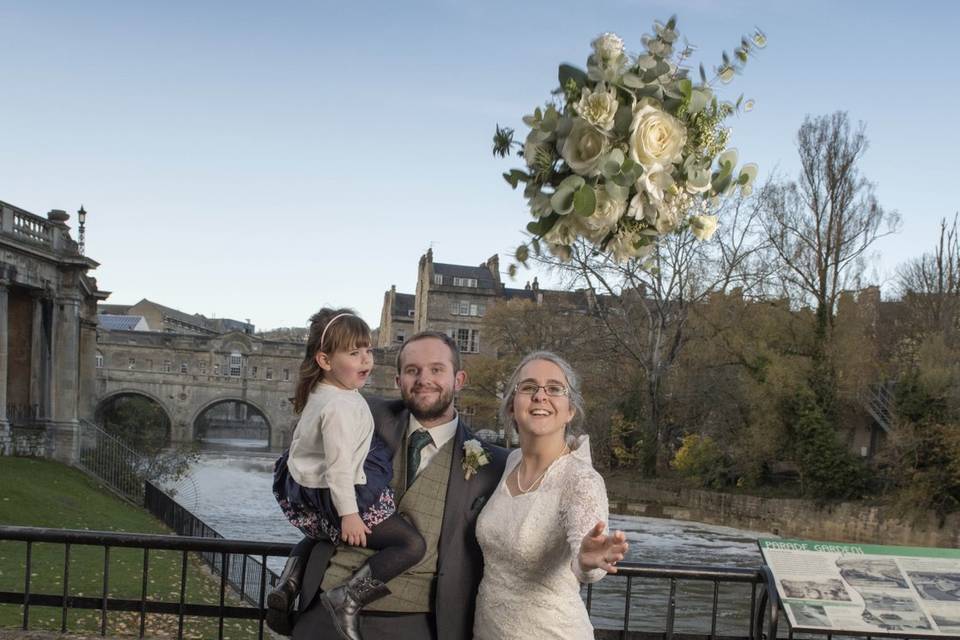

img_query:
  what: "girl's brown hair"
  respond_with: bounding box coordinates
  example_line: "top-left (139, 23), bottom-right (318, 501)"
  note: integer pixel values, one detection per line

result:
top-left (293, 308), bottom-right (371, 414)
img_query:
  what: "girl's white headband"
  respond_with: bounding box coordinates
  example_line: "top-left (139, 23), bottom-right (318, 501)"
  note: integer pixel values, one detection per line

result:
top-left (319, 313), bottom-right (356, 349)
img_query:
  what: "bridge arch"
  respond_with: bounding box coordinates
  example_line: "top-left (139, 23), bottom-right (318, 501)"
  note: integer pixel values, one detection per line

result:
top-left (191, 397), bottom-right (273, 447)
top-left (93, 390), bottom-right (175, 449)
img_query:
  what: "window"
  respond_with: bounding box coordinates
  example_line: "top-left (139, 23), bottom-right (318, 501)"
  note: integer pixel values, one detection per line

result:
top-left (249, 366), bottom-right (258, 379)
top-left (433, 274), bottom-right (443, 285)
top-left (266, 368), bottom-right (274, 380)
top-left (396, 331), bottom-right (405, 343)
top-left (163, 360), bottom-right (172, 373)
top-left (128, 358), bottom-right (135, 369)
top-left (453, 277), bottom-right (478, 288)
top-left (451, 301), bottom-right (485, 317)
top-left (407, 310), bottom-right (415, 317)
top-left (283, 368), bottom-right (290, 381)
top-left (200, 361), bottom-right (207, 375)
top-left (453, 328), bottom-right (480, 353)
top-left (229, 352), bottom-right (242, 377)
top-left (180, 362), bottom-right (188, 374)
top-left (213, 363), bottom-right (220, 375)
top-left (95, 353), bottom-right (103, 368)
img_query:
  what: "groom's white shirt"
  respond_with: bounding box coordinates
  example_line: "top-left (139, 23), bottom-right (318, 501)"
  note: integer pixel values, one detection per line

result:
top-left (407, 412), bottom-right (458, 475)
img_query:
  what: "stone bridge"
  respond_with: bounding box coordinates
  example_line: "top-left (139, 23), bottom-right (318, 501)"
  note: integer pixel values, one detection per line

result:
top-left (93, 328), bottom-right (399, 450)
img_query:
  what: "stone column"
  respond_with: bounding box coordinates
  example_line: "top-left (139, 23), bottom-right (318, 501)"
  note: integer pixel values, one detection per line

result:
top-left (0, 281), bottom-right (10, 455)
top-left (29, 290), bottom-right (51, 422)
top-left (48, 295), bottom-right (81, 463)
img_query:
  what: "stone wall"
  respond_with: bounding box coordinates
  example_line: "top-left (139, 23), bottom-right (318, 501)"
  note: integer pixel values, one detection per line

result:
top-left (606, 476), bottom-right (960, 548)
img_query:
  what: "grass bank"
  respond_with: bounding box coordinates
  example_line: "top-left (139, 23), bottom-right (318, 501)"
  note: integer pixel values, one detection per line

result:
top-left (0, 457), bottom-right (261, 639)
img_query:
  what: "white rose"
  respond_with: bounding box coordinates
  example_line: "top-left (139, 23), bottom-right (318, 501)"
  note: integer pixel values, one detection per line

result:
top-left (608, 229), bottom-right (645, 263)
top-left (628, 99), bottom-right (686, 172)
top-left (690, 214), bottom-right (719, 241)
top-left (638, 169), bottom-right (675, 204)
top-left (544, 217), bottom-right (580, 247)
top-left (655, 205), bottom-right (681, 234)
top-left (464, 439), bottom-right (484, 455)
top-left (582, 187), bottom-right (626, 240)
top-left (591, 32), bottom-right (625, 62)
top-left (561, 118), bottom-right (609, 176)
top-left (576, 84), bottom-right (618, 131)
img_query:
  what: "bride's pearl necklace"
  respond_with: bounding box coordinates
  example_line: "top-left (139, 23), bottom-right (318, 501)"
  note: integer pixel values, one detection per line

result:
top-left (516, 444), bottom-right (569, 494)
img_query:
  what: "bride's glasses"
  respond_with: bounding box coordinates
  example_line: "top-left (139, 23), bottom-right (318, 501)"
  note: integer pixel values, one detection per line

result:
top-left (515, 382), bottom-right (569, 397)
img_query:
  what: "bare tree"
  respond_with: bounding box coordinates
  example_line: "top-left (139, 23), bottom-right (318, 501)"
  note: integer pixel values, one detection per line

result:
top-left (531, 192), bottom-right (770, 473)
top-left (897, 213), bottom-right (960, 334)
top-left (762, 112), bottom-right (900, 340)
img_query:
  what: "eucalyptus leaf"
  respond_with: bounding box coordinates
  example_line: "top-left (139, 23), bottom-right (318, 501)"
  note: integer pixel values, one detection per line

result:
top-left (622, 73), bottom-right (645, 89)
top-left (531, 238), bottom-right (541, 256)
top-left (515, 245), bottom-right (529, 264)
top-left (558, 174), bottom-right (586, 191)
top-left (604, 180), bottom-right (630, 202)
top-left (573, 185), bottom-right (597, 217)
top-left (550, 188), bottom-right (576, 215)
top-left (678, 78), bottom-right (692, 98)
top-left (558, 64), bottom-right (588, 90)
top-left (688, 89), bottom-right (709, 114)
top-left (636, 54), bottom-right (657, 70)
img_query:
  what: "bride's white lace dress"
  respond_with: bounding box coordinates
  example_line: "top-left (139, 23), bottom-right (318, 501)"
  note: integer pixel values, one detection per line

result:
top-left (473, 437), bottom-right (609, 639)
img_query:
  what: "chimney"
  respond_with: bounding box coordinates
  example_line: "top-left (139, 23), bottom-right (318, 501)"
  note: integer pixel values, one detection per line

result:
top-left (532, 277), bottom-right (540, 292)
top-left (485, 254), bottom-right (500, 284)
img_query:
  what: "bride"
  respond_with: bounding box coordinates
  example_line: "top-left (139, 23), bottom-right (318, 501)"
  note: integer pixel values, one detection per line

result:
top-left (473, 351), bottom-right (628, 639)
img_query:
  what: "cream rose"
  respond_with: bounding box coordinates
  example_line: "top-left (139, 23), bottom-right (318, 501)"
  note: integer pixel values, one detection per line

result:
top-left (591, 32), bottom-right (625, 63)
top-left (628, 99), bottom-right (686, 172)
top-left (689, 214), bottom-right (719, 241)
top-left (561, 118), bottom-right (609, 176)
top-left (582, 187), bottom-right (626, 240)
top-left (576, 84), bottom-right (618, 131)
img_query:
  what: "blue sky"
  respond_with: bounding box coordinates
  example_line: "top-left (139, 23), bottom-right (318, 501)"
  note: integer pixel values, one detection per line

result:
top-left (1, 1), bottom-right (957, 329)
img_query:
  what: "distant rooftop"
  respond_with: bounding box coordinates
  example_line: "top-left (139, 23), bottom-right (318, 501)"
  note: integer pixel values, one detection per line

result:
top-left (98, 314), bottom-right (147, 331)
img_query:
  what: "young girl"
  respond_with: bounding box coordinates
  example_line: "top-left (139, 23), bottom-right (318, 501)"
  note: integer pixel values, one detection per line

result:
top-left (268, 308), bottom-right (425, 640)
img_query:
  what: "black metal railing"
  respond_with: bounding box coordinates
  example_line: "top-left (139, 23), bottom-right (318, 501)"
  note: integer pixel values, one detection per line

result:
top-left (586, 563), bottom-right (773, 640)
top-left (76, 419), bottom-right (147, 504)
top-left (144, 481), bottom-right (283, 607)
top-left (0, 525), bottom-right (292, 640)
top-left (0, 525), bottom-right (784, 640)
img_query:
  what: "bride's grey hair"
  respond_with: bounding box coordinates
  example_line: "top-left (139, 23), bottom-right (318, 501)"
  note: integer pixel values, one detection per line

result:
top-left (499, 351), bottom-right (585, 439)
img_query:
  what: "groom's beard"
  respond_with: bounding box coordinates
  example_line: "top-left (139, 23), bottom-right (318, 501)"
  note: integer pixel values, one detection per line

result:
top-left (402, 383), bottom-right (455, 422)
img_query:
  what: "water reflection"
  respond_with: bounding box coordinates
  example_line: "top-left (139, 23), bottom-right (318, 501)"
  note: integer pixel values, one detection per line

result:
top-left (176, 450), bottom-right (771, 634)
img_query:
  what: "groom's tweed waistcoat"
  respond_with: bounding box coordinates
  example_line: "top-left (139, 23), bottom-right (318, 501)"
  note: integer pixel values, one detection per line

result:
top-left (320, 435), bottom-right (454, 612)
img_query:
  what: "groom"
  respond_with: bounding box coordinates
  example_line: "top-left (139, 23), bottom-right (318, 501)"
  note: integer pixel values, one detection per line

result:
top-left (292, 331), bottom-right (507, 640)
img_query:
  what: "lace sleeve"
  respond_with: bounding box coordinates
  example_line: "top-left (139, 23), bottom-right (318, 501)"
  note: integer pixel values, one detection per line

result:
top-left (559, 460), bottom-right (609, 584)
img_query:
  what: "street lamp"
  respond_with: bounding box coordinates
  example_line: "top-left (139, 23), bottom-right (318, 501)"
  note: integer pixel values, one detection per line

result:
top-left (77, 205), bottom-right (86, 254)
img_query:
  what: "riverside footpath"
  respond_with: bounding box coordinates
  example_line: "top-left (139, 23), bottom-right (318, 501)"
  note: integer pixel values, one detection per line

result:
top-left (605, 474), bottom-right (960, 548)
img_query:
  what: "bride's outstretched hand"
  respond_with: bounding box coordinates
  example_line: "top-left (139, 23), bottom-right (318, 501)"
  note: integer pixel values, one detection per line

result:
top-left (578, 521), bottom-right (629, 574)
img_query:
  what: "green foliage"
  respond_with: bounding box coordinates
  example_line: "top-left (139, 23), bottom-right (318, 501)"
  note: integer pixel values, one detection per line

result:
top-left (97, 395), bottom-right (197, 485)
top-left (783, 386), bottom-right (869, 500)
top-left (878, 367), bottom-right (960, 518)
top-left (609, 412), bottom-right (654, 473)
top-left (671, 434), bottom-right (730, 489)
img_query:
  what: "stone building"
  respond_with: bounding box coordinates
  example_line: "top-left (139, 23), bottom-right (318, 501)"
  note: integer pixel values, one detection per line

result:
top-left (0, 199), bottom-right (107, 461)
top-left (376, 285), bottom-right (415, 347)
top-left (101, 299), bottom-right (254, 335)
top-left (95, 301), bottom-right (400, 449)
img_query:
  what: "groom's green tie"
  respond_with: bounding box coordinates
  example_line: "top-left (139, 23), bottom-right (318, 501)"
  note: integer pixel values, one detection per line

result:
top-left (406, 429), bottom-right (434, 489)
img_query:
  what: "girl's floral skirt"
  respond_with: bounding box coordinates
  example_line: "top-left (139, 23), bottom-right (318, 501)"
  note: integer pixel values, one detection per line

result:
top-left (272, 451), bottom-right (396, 542)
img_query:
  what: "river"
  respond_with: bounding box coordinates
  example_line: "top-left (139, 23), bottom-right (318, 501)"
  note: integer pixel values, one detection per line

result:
top-left (170, 447), bottom-right (773, 634)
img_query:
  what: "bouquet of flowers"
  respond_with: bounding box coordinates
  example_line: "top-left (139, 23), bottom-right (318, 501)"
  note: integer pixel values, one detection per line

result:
top-left (493, 17), bottom-right (765, 265)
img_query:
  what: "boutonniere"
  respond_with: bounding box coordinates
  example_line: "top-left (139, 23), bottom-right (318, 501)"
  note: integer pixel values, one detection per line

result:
top-left (462, 439), bottom-right (491, 480)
